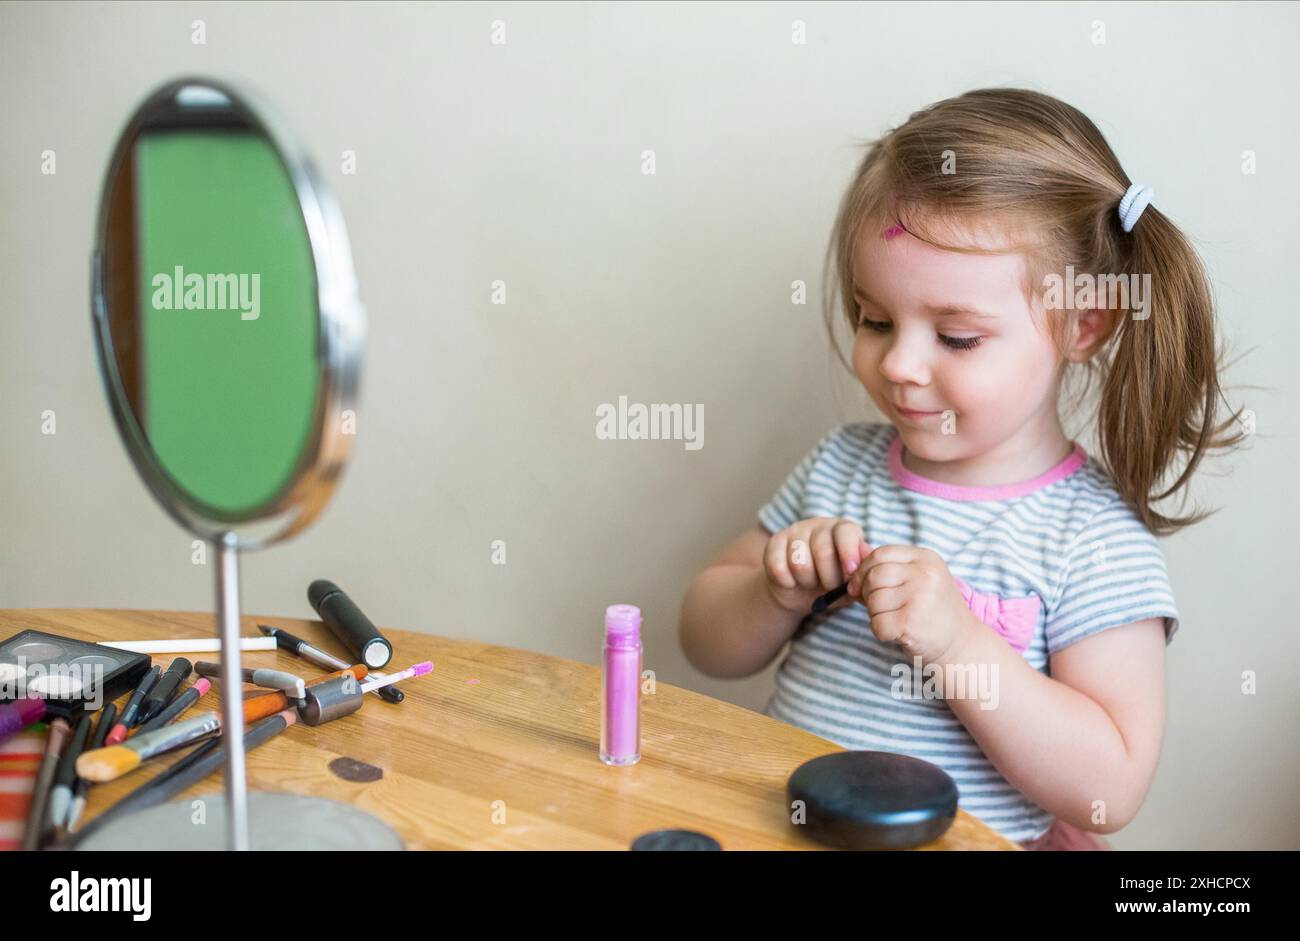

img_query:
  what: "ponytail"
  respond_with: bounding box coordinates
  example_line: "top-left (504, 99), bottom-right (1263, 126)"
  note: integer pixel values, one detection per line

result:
top-left (1093, 201), bottom-right (1246, 535)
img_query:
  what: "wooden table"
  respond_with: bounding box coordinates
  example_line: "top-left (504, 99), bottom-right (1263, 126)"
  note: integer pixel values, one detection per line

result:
top-left (0, 609), bottom-right (1019, 850)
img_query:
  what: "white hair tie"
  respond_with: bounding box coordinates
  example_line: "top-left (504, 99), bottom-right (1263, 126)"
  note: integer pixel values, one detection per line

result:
top-left (1118, 183), bottom-right (1155, 233)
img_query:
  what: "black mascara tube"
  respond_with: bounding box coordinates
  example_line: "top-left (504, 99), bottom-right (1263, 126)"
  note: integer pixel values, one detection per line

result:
top-left (308, 580), bottom-right (393, 669)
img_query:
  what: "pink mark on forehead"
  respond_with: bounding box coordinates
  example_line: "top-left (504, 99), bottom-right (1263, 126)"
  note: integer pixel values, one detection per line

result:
top-left (882, 223), bottom-right (907, 240)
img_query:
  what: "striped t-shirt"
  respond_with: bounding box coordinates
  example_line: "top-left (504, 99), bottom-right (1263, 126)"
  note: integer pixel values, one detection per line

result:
top-left (757, 421), bottom-right (1180, 843)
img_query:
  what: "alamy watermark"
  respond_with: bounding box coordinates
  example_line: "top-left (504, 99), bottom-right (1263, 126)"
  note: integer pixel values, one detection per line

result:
top-left (1042, 265), bottom-right (1151, 321)
top-left (0, 658), bottom-right (106, 710)
top-left (891, 656), bottom-right (999, 710)
top-left (151, 265), bottom-right (261, 321)
top-left (50, 871), bottom-right (151, 921)
top-left (595, 395), bottom-right (703, 451)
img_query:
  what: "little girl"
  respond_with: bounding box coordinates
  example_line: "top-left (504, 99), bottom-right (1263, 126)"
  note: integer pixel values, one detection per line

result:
top-left (679, 88), bottom-right (1243, 849)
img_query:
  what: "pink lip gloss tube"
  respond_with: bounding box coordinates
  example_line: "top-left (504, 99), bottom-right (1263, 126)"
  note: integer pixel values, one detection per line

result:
top-left (600, 604), bottom-right (642, 766)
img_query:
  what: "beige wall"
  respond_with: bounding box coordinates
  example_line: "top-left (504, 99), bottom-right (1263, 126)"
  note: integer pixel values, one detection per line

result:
top-left (0, 1), bottom-right (1294, 849)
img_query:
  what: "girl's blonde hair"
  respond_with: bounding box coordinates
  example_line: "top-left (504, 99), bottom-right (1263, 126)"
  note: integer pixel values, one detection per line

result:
top-left (824, 87), bottom-right (1245, 535)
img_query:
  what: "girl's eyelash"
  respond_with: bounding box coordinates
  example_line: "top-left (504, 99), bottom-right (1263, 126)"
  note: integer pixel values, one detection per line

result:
top-left (857, 316), bottom-right (983, 351)
top-left (939, 334), bottom-right (982, 351)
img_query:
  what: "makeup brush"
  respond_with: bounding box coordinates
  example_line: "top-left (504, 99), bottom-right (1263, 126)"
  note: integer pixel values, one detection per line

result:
top-left (76, 711), bottom-right (221, 783)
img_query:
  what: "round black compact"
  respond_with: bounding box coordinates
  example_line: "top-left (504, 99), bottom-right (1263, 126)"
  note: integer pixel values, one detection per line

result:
top-left (787, 751), bottom-right (959, 850)
top-left (631, 829), bottom-right (722, 851)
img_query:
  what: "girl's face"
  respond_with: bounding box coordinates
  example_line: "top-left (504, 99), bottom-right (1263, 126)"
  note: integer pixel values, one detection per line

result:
top-left (851, 220), bottom-right (1066, 464)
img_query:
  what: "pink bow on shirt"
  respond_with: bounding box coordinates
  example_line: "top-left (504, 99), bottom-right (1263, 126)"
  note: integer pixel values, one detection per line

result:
top-left (951, 576), bottom-right (1041, 653)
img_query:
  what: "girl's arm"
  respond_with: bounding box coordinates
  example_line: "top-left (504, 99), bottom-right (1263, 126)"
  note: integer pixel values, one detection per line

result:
top-left (935, 616), bottom-right (1168, 834)
top-left (679, 525), bottom-right (806, 679)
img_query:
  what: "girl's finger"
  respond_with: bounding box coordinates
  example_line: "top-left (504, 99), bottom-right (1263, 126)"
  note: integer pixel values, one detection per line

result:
top-left (845, 541), bottom-right (874, 596)
top-left (808, 527), bottom-right (842, 590)
top-left (864, 585), bottom-right (907, 618)
top-left (867, 609), bottom-right (912, 647)
top-left (764, 533), bottom-right (796, 589)
top-left (862, 544), bottom-right (919, 566)
top-left (831, 522), bottom-right (866, 579)
top-left (787, 537), bottom-right (821, 590)
top-left (853, 559), bottom-right (908, 597)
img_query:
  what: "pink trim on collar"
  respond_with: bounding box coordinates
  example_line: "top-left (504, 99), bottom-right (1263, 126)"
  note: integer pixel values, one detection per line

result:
top-left (887, 433), bottom-right (1087, 502)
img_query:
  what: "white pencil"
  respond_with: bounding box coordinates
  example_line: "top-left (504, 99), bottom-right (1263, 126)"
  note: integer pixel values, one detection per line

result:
top-left (98, 637), bottom-right (277, 654)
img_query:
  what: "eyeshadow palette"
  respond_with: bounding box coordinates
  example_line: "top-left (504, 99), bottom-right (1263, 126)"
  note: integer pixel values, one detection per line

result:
top-left (0, 629), bottom-right (151, 720)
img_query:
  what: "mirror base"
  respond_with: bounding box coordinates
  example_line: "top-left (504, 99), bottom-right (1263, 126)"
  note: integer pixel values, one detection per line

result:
top-left (72, 791), bottom-right (403, 851)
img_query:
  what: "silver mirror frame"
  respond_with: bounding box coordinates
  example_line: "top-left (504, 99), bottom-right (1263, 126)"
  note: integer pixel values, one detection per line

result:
top-left (90, 75), bottom-right (365, 552)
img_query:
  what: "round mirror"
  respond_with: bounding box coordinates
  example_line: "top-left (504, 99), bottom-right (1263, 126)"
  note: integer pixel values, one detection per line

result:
top-left (92, 77), bottom-right (363, 549)
top-left (88, 76), bottom-right (366, 850)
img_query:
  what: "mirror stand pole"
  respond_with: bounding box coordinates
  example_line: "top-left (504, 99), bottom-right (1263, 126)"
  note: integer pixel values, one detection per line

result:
top-left (215, 533), bottom-right (250, 850)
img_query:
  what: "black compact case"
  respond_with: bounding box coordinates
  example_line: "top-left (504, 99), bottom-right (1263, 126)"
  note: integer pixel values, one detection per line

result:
top-left (0, 629), bottom-right (152, 720)
top-left (787, 751), bottom-right (959, 850)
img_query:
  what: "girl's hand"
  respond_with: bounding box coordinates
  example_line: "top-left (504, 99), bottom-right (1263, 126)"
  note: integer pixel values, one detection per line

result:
top-left (846, 545), bottom-right (978, 663)
top-left (762, 518), bottom-right (872, 614)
